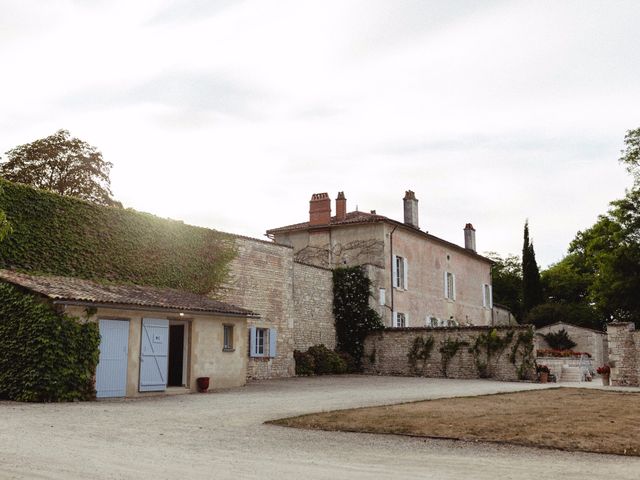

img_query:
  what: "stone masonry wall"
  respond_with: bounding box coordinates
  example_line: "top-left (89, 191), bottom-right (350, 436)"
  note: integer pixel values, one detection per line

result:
top-left (293, 261), bottom-right (336, 351)
top-left (607, 322), bottom-right (639, 387)
top-left (218, 236), bottom-right (295, 380)
top-left (363, 326), bottom-right (534, 381)
top-left (535, 322), bottom-right (608, 368)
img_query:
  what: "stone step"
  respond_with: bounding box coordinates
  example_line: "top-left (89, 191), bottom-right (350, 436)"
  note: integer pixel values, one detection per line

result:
top-left (560, 366), bottom-right (584, 382)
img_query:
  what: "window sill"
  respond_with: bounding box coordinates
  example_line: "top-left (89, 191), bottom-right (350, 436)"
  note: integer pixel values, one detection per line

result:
top-left (223, 348), bottom-right (235, 353)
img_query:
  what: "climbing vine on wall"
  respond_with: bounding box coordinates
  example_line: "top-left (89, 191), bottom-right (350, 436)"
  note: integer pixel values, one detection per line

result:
top-left (509, 328), bottom-right (536, 380)
top-left (0, 179), bottom-right (236, 294)
top-left (407, 336), bottom-right (435, 375)
top-left (439, 338), bottom-right (469, 377)
top-left (469, 329), bottom-right (515, 378)
top-left (333, 266), bottom-right (384, 368)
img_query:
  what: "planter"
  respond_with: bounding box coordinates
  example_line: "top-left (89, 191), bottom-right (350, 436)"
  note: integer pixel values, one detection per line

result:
top-left (602, 374), bottom-right (610, 386)
top-left (196, 376), bottom-right (210, 393)
top-left (539, 372), bottom-right (549, 383)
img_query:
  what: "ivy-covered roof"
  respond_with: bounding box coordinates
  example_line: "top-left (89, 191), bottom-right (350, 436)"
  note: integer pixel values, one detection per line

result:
top-left (0, 269), bottom-right (258, 317)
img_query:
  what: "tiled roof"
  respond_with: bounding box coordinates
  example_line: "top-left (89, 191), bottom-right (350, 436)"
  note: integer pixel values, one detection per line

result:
top-left (267, 211), bottom-right (493, 264)
top-left (0, 269), bottom-right (258, 317)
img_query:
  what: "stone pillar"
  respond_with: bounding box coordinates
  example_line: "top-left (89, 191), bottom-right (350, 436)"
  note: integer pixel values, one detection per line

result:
top-left (607, 322), bottom-right (639, 387)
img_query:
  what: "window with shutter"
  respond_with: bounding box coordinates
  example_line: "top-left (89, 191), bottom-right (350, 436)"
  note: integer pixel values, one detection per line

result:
top-left (445, 272), bottom-right (455, 300)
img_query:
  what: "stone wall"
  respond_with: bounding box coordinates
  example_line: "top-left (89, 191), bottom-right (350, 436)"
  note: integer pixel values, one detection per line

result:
top-left (218, 236), bottom-right (295, 380)
top-left (607, 322), bottom-right (639, 387)
top-left (292, 261), bottom-right (335, 350)
top-left (535, 322), bottom-right (608, 368)
top-left (363, 326), bottom-right (534, 381)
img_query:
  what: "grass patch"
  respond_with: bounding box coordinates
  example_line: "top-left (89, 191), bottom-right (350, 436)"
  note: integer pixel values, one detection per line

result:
top-left (268, 388), bottom-right (640, 456)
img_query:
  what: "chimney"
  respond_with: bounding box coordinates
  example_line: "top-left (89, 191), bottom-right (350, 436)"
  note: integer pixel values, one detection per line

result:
top-left (403, 190), bottom-right (419, 228)
top-left (336, 192), bottom-right (347, 221)
top-left (309, 193), bottom-right (331, 226)
top-left (464, 223), bottom-right (476, 251)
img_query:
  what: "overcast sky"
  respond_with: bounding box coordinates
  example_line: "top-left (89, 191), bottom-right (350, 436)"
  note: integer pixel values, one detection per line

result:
top-left (1, 0), bottom-right (638, 267)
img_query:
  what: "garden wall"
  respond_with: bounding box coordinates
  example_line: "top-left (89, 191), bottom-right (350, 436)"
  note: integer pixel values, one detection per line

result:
top-left (607, 322), bottom-right (639, 387)
top-left (535, 322), bottom-right (608, 368)
top-left (362, 326), bottom-right (535, 381)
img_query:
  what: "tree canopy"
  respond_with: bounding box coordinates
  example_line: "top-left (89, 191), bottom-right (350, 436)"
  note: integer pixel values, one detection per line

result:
top-left (0, 129), bottom-right (118, 206)
top-left (485, 252), bottom-right (522, 320)
top-left (522, 221), bottom-right (543, 315)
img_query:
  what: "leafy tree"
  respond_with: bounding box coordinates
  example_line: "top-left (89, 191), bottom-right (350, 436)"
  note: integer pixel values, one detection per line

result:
top-left (620, 127), bottom-right (640, 183)
top-left (526, 302), bottom-right (602, 329)
top-left (522, 221), bottom-right (543, 315)
top-left (542, 254), bottom-right (592, 305)
top-left (0, 129), bottom-right (118, 206)
top-left (485, 252), bottom-right (522, 320)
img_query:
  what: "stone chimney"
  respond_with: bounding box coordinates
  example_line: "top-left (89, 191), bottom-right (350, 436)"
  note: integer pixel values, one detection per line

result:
top-left (464, 223), bottom-right (476, 251)
top-left (336, 192), bottom-right (347, 221)
top-left (309, 193), bottom-right (331, 226)
top-left (403, 190), bottom-right (419, 228)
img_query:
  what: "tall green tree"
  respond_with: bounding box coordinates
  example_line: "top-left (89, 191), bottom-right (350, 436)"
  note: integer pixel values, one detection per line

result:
top-left (0, 129), bottom-right (118, 207)
top-left (522, 220), bottom-right (543, 315)
top-left (485, 252), bottom-right (522, 320)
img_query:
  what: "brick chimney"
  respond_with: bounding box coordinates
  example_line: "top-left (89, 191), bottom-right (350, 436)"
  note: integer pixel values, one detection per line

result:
top-left (464, 223), bottom-right (476, 251)
top-left (403, 190), bottom-right (419, 228)
top-left (336, 192), bottom-right (346, 221)
top-left (309, 193), bottom-right (331, 226)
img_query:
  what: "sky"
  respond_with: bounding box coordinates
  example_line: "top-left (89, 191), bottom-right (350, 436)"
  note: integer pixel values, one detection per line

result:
top-left (1, 0), bottom-right (638, 267)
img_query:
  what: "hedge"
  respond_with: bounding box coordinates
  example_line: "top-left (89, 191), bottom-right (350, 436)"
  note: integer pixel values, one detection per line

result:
top-left (0, 282), bottom-right (100, 402)
top-left (0, 179), bottom-right (236, 294)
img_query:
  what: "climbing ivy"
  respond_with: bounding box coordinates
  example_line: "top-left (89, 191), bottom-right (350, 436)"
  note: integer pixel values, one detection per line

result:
top-left (407, 336), bottom-right (435, 375)
top-left (469, 328), bottom-right (514, 378)
top-left (509, 328), bottom-right (536, 380)
top-left (333, 266), bottom-right (384, 368)
top-left (0, 282), bottom-right (100, 401)
top-left (439, 338), bottom-right (469, 377)
top-left (0, 179), bottom-right (236, 294)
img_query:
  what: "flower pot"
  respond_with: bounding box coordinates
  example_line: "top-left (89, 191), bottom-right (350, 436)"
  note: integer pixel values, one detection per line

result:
top-left (602, 374), bottom-right (610, 386)
top-left (539, 372), bottom-right (549, 383)
top-left (196, 376), bottom-right (210, 393)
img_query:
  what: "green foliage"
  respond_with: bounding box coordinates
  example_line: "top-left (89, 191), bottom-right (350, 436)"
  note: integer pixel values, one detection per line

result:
top-left (485, 252), bottom-right (523, 320)
top-left (1, 129), bottom-right (118, 206)
top-left (0, 179), bottom-right (236, 294)
top-left (509, 328), bottom-right (535, 380)
top-left (333, 266), bottom-right (384, 368)
top-left (0, 282), bottom-right (100, 402)
top-left (439, 338), bottom-right (469, 378)
top-left (522, 221), bottom-right (543, 315)
top-left (294, 345), bottom-right (348, 375)
top-left (542, 328), bottom-right (577, 351)
top-left (525, 302), bottom-right (602, 330)
top-left (407, 335), bottom-right (434, 375)
top-left (619, 127), bottom-right (640, 183)
top-left (470, 328), bottom-right (514, 378)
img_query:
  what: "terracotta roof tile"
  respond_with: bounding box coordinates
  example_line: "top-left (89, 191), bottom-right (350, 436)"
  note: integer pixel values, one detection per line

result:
top-left (0, 269), bottom-right (258, 317)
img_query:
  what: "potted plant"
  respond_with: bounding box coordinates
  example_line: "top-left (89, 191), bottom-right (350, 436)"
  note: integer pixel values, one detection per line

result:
top-left (536, 364), bottom-right (550, 383)
top-left (597, 365), bottom-right (610, 386)
top-left (196, 376), bottom-right (210, 393)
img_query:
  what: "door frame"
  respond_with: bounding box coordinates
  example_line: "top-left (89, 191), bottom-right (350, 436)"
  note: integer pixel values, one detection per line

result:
top-left (168, 319), bottom-right (190, 387)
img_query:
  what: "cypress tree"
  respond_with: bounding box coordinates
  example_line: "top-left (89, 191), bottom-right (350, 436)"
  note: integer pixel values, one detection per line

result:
top-left (522, 220), bottom-right (543, 315)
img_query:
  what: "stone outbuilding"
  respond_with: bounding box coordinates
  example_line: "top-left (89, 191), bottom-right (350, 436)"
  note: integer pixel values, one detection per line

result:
top-left (0, 269), bottom-right (258, 399)
top-left (535, 321), bottom-right (608, 368)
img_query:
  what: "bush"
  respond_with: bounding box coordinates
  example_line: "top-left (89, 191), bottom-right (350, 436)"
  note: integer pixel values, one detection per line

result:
top-left (294, 345), bottom-right (347, 375)
top-left (542, 328), bottom-right (577, 350)
top-left (0, 282), bottom-right (100, 401)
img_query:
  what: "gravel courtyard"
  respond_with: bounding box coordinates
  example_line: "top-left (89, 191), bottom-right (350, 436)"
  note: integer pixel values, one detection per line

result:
top-left (1, 376), bottom-right (639, 479)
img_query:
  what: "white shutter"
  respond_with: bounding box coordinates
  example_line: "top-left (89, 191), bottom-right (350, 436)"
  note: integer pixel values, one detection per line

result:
top-left (392, 311), bottom-right (398, 328)
top-left (392, 255), bottom-right (398, 288)
top-left (379, 288), bottom-right (386, 306)
top-left (403, 257), bottom-right (408, 290)
top-left (269, 328), bottom-right (277, 358)
top-left (452, 274), bottom-right (457, 300)
top-left (444, 271), bottom-right (448, 298)
top-left (249, 326), bottom-right (257, 357)
top-left (489, 285), bottom-right (493, 308)
top-left (405, 313), bottom-right (409, 327)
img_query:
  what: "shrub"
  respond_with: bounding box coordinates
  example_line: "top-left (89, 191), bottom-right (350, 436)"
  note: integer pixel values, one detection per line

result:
top-left (294, 350), bottom-right (315, 376)
top-left (295, 345), bottom-right (348, 375)
top-left (542, 328), bottom-right (577, 350)
top-left (0, 282), bottom-right (100, 402)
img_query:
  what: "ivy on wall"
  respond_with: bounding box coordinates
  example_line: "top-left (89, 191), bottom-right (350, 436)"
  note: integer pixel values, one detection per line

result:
top-left (0, 179), bottom-right (236, 294)
top-left (469, 328), bottom-right (514, 378)
top-left (439, 338), bottom-right (469, 377)
top-left (407, 336), bottom-right (434, 375)
top-left (333, 266), bottom-right (384, 368)
top-left (509, 328), bottom-right (536, 380)
top-left (0, 282), bottom-right (100, 402)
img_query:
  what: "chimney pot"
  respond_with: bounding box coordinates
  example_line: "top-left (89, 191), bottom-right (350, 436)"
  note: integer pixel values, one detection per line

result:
top-left (336, 191), bottom-right (347, 221)
top-left (403, 190), bottom-right (419, 228)
top-left (464, 223), bottom-right (476, 251)
top-left (309, 192), bottom-right (331, 226)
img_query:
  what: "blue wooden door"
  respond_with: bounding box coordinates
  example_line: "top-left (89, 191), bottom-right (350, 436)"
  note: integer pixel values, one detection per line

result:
top-left (96, 319), bottom-right (130, 398)
top-left (139, 318), bottom-right (169, 392)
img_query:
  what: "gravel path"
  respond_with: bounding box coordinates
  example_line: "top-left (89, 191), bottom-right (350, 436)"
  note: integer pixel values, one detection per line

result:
top-left (1, 375), bottom-right (638, 479)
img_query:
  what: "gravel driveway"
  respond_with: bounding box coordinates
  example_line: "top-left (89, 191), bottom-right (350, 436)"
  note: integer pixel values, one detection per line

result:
top-left (1, 375), bottom-right (638, 479)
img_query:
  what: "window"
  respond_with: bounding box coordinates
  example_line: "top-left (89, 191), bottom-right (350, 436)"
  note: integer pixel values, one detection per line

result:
top-left (392, 255), bottom-right (408, 289)
top-left (482, 284), bottom-right (493, 308)
top-left (393, 312), bottom-right (407, 328)
top-left (379, 288), bottom-right (386, 306)
top-left (249, 327), bottom-right (277, 358)
top-left (444, 271), bottom-right (456, 300)
top-left (223, 324), bottom-right (234, 351)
